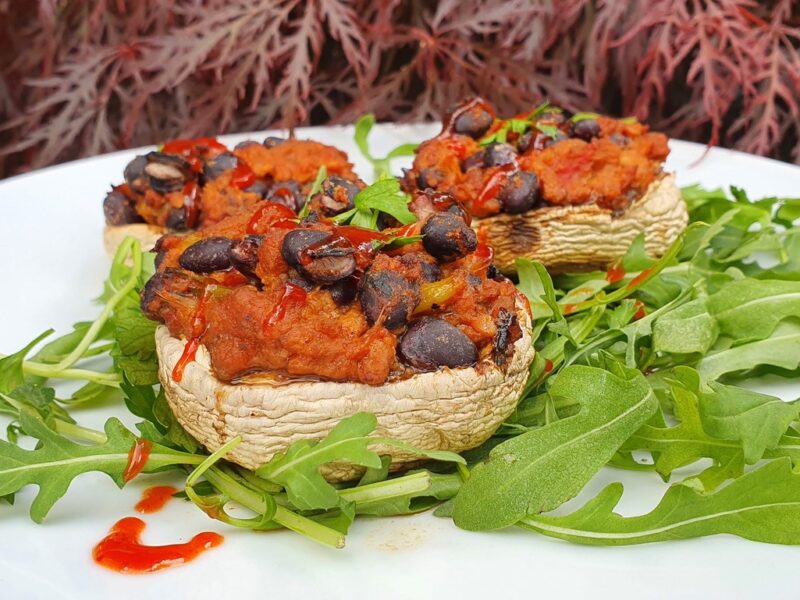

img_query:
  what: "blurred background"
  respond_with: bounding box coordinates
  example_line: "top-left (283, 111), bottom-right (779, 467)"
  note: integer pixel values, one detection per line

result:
top-left (0, 0), bottom-right (798, 178)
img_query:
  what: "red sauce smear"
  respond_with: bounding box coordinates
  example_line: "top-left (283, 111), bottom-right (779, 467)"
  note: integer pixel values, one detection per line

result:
top-left (264, 282), bottom-right (307, 332)
top-left (93, 517), bottom-right (223, 574)
top-left (471, 243), bottom-right (494, 274)
top-left (162, 137), bottom-right (227, 172)
top-left (606, 261), bottom-right (626, 284)
top-left (123, 439), bottom-right (152, 483)
top-left (563, 304), bottom-right (577, 315)
top-left (182, 181), bottom-right (200, 229)
top-left (627, 267), bottom-right (654, 289)
top-left (633, 300), bottom-right (646, 320)
top-left (333, 225), bottom-right (387, 247)
top-left (230, 162), bottom-right (256, 190)
top-left (135, 486), bottom-right (178, 514)
top-left (172, 284), bottom-right (216, 382)
top-left (544, 358), bottom-right (554, 373)
top-left (474, 165), bottom-right (513, 213)
top-left (247, 202), bottom-right (297, 234)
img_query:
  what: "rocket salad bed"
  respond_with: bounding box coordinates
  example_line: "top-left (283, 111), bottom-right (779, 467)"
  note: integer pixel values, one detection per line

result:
top-left (1, 183), bottom-right (799, 549)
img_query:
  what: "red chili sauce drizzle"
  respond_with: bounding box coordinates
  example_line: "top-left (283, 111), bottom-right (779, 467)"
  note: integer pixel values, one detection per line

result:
top-left (471, 243), bottom-right (494, 274)
top-left (182, 181), bottom-right (200, 229)
top-left (264, 282), bottom-right (308, 332)
top-left (562, 304), bottom-right (577, 315)
top-left (246, 202), bottom-right (297, 234)
top-left (544, 358), bottom-right (554, 373)
top-left (162, 137), bottom-right (227, 173)
top-left (230, 162), bottom-right (256, 190)
top-left (123, 439), bottom-right (152, 483)
top-left (474, 165), bottom-right (514, 213)
top-left (633, 300), bottom-right (646, 320)
top-left (135, 486), bottom-right (179, 514)
top-left (606, 261), bottom-right (626, 284)
top-left (93, 517), bottom-right (223, 574)
top-left (172, 284), bottom-right (217, 382)
top-left (627, 267), bottom-right (654, 289)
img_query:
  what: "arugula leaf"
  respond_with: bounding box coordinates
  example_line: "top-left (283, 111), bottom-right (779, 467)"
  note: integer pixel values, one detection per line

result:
top-left (256, 413), bottom-right (464, 511)
top-left (121, 378), bottom-right (199, 452)
top-left (699, 381), bottom-right (800, 464)
top-left (452, 364), bottom-right (657, 531)
top-left (0, 330), bottom-right (53, 394)
top-left (520, 459), bottom-right (800, 545)
top-left (652, 298), bottom-right (718, 355)
top-left (697, 320), bottom-right (800, 380)
top-left (341, 470), bottom-right (462, 516)
top-left (707, 279), bottom-right (800, 342)
top-left (0, 413), bottom-right (200, 522)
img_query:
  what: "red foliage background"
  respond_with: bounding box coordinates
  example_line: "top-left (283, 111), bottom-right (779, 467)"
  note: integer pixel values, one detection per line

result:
top-left (1, 0), bottom-right (799, 177)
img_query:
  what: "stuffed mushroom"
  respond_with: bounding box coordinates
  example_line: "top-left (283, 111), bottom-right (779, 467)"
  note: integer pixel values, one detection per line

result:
top-left (103, 136), bottom-right (361, 255)
top-left (403, 98), bottom-right (688, 273)
top-left (141, 194), bottom-right (535, 480)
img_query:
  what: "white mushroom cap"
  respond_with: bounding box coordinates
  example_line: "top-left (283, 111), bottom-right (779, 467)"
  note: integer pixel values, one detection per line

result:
top-left (477, 173), bottom-right (687, 274)
top-left (156, 299), bottom-right (535, 481)
top-left (104, 223), bottom-right (165, 255)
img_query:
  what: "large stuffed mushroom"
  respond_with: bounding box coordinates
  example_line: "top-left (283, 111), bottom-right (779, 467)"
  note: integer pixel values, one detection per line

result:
top-left (103, 136), bottom-right (361, 254)
top-left (403, 98), bottom-right (688, 274)
top-left (141, 191), bottom-right (535, 480)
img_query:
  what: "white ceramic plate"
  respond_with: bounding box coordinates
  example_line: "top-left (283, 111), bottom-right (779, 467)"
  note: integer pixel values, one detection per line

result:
top-left (1, 124), bottom-right (799, 600)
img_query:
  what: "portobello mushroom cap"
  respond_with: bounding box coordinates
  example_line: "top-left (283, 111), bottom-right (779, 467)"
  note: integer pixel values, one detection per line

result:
top-left (155, 298), bottom-right (534, 482)
top-left (104, 223), bottom-right (166, 255)
top-left (475, 173), bottom-right (687, 274)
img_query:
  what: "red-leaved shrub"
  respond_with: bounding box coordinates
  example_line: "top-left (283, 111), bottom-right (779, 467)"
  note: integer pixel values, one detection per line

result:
top-left (1, 0), bottom-right (798, 177)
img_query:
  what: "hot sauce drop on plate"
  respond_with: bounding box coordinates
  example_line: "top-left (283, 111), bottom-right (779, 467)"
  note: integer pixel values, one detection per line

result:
top-left (93, 517), bottom-right (223, 574)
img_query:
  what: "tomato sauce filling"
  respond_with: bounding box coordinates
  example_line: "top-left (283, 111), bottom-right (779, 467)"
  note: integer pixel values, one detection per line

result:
top-left (108, 138), bottom-right (360, 230)
top-left (141, 194), bottom-right (524, 386)
top-left (405, 99), bottom-right (669, 217)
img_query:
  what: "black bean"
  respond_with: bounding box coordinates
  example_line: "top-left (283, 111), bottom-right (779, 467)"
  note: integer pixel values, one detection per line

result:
top-left (416, 167), bottom-right (444, 189)
top-left (267, 180), bottom-right (303, 212)
top-left (609, 133), bottom-right (630, 146)
top-left (516, 130), bottom-right (535, 154)
top-left (461, 150), bottom-right (486, 172)
top-left (281, 229), bottom-right (330, 269)
top-left (359, 268), bottom-right (420, 329)
top-left (445, 201), bottom-right (472, 225)
top-left (398, 318), bottom-right (478, 371)
top-left (123, 155), bottom-right (148, 194)
top-left (299, 236), bottom-right (356, 284)
top-left (487, 264), bottom-right (503, 281)
top-left (243, 180), bottom-right (269, 198)
top-left (140, 272), bottom-right (168, 318)
top-left (144, 152), bottom-right (192, 194)
top-left (452, 103), bottom-right (494, 138)
top-left (484, 143), bottom-right (517, 167)
top-left (179, 237), bottom-right (234, 273)
top-left (103, 188), bottom-right (142, 225)
top-left (229, 235), bottom-right (262, 279)
top-left (166, 207), bottom-right (189, 230)
top-left (319, 176), bottom-right (360, 215)
top-left (421, 212), bottom-right (477, 262)
top-left (263, 136), bottom-right (286, 148)
top-left (234, 140), bottom-right (261, 151)
top-left (569, 118), bottom-right (602, 142)
top-left (498, 171), bottom-right (540, 214)
top-left (399, 252), bottom-right (442, 283)
top-left (327, 277), bottom-right (358, 306)
top-left (288, 276), bottom-right (314, 292)
top-left (492, 308), bottom-right (516, 365)
top-left (202, 152), bottom-right (239, 182)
